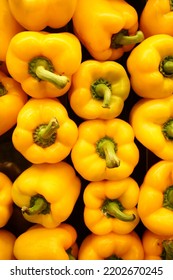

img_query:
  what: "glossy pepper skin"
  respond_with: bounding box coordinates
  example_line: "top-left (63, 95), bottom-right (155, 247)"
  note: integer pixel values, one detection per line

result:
top-left (13, 223), bottom-right (78, 260)
top-left (142, 229), bottom-right (173, 260)
top-left (6, 31), bottom-right (82, 98)
top-left (138, 160), bottom-right (173, 236)
top-left (11, 162), bottom-right (81, 228)
top-left (127, 34), bottom-right (173, 99)
top-left (0, 172), bottom-right (13, 228)
top-left (0, 0), bottom-right (24, 62)
top-left (72, 0), bottom-right (144, 61)
top-left (12, 98), bottom-right (78, 164)
top-left (140, 0), bottom-right (173, 38)
top-left (83, 178), bottom-right (140, 235)
top-left (0, 71), bottom-right (28, 136)
top-left (68, 60), bottom-right (130, 120)
top-left (0, 229), bottom-right (16, 260)
top-left (71, 119), bottom-right (139, 181)
top-left (78, 231), bottom-right (144, 260)
top-left (8, 0), bottom-right (77, 31)
top-left (130, 95), bottom-right (173, 161)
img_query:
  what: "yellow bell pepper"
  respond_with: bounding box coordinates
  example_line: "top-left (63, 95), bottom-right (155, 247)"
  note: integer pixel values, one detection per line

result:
top-left (127, 34), bottom-right (173, 98)
top-left (0, 229), bottom-right (16, 260)
top-left (142, 229), bottom-right (173, 260)
top-left (0, 70), bottom-right (28, 136)
top-left (13, 223), bottom-right (78, 260)
top-left (140, 0), bottom-right (173, 38)
top-left (6, 31), bottom-right (82, 98)
top-left (138, 160), bottom-right (173, 236)
top-left (12, 98), bottom-right (78, 164)
top-left (130, 95), bottom-right (173, 161)
top-left (71, 119), bottom-right (139, 181)
top-left (8, 0), bottom-right (77, 31)
top-left (78, 231), bottom-right (144, 260)
top-left (68, 60), bottom-right (130, 120)
top-left (0, 172), bottom-right (13, 228)
top-left (83, 178), bottom-right (140, 235)
top-left (0, 0), bottom-right (24, 62)
top-left (72, 0), bottom-right (144, 61)
top-left (11, 162), bottom-right (81, 228)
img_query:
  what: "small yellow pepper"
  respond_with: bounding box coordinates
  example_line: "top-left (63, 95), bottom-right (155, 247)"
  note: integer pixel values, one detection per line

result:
top-left (12, 98), bottom-right (78, 164)
top-left (6, 31), bottom-right (82, 98)
top-left (142, 229), bottom-right (173, 260)
top-left (9, 0), bottom-right (77, 31)
top-left (13, 223), bottom-right (78, 260)
top-left (0, 229), bottom-right (16, 260)
top-left (83, 178), bottom-right (140, 235)
top-left (68, 60), bottom-right (130, 119)
top-left (130, 95), bottom-right (173, 160)
top-left (78, 231), bottom-right (144, 260)
top-left (138, 160), bottom-right (173, 236)
top-left (11, 162), bottom-right (81, 228)
top-left (127, 34), bottom-right (173, 98)
top-left (71, 119), bottom-right (139, 181)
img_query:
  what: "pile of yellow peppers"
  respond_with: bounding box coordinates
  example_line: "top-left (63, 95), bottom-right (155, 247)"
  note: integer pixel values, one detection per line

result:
top-left (0, 0), bottom-right (173, 260)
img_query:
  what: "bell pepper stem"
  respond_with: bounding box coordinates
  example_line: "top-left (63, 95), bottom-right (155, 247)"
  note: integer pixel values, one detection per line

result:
top-left (111, 30), bottom-right (144, 48)
top-left (163, 186), bottom-right (173, 210)
top-left (66, 248), bottom-right (76, 260)
top-left (38, 117), bottom-right (59, 140)
top-left (21, 196), bottom-right (49, 215)
top-left (162, 118), bottom-right (173, 140)
top-left (162, 240), bottom-right (173, 260)
top-left (95, 83), bottom-right (112, 108)
top-left (0, 82), bottom-right (7, 96)
top-left (162, 61), bottom-right (173, 75)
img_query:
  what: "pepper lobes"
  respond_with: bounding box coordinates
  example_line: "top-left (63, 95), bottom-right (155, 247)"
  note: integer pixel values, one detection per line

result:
top-left (0, 229), bottom-right (16, 260)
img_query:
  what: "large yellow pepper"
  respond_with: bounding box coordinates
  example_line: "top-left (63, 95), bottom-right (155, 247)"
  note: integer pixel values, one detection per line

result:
top-left (127, 34), bottom-right (173, 98)
top-left (130, 95), bottom-right (173, 160)
top-left (13, 223), bottom-right (78, 260)
top-left (0, 229), bottom-right (16, 260)
top-left (0, 172), bottom-right (13, 228)
top-left (6, 31), bottom-right (82, 98)
top-left (83, 178), bottom-right (140, 235)
top-left (138, 160), bottom-right (173, 236)
top-left (78, 231), bottom-right (144, 260)
top-left (72, 0), bottom-right (144, 61)
top-left (68, 60), bottom-right (130, 120)
top-left (71, 119), bottom-right (139, 181)
top-left (142, 229), bottom-right (173, 260)
top-left (12, 98), bottom-right (78, 164)
top-left (0, 71), bottom-right (28, 136)
top-left (8, 0), bottom-right (77, 31)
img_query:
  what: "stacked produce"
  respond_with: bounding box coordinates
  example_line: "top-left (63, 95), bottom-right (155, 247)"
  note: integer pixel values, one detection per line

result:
top-left (0, 0), bottom-right (173, 260)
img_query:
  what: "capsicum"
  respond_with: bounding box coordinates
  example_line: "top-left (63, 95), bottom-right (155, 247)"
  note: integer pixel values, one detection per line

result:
top-left (0, 229), bottom-right (16, 260)
top-left (78, 231), bottom-right (144, 260)
top-left (68, 60), bottom-right (130, 119)
top-left (8, 0), bottom-right (77, 31)
top-left (142, 229), bottom-right (173, 260)
top-left (13, 223), bottom-right (78, 260)
top-left (71, 119), bottom-right (139, 181)
top-left (0, 70), bottom-right (28, 136)
top-left (6, 31), bottom-right (82, 98)
top-left (83, 178), bottom-right (140, 235)
top-left (127, 34), bottom-right (173, 98)
top-left (11, 162), bottom-right (81, 228)
top-left (12, 98), bottom-right (78, 164)
top-left (138, 160), bottom-right (173, 236)
top-left (72, 0), bottom-right (144, 61)
top-left (130, 95), bottom-right (173, 161)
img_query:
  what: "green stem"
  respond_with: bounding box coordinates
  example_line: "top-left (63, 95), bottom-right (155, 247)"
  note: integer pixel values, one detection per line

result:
top-left (105, 255), bottom-right (122, 260)
top-left (21, 195), bottom-right (50, 215)
top-left (163, 186), bottom-right (173, 210)
top-left (0, 82), bottom-right (7, 96)
top-left (162, 240), bottom-right (173, 260)
top-left (66, 248), bottom-right (76, 260)
top-left (90, 78), bottom-right (112, 108)
top-left (162, 118), bottom-right (173, 140)
top-left (170, 0), bottom-right (173, 11)
top-left (159, 56), bottom-right (173, 77)
top-left (111, 30), bottom-right (144, 49)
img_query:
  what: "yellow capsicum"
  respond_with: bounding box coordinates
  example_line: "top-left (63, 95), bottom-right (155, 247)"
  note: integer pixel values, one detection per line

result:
top-left (0, 70), bottom-right (28, 136)
top-left (83, 178), bottom-right (140, 235)
top-left (0, 172), bottom-right (13, 228)
top-left (127, 34), bottom-right (173, 98)
top-left (130, 95), bottom-right (173, 161)
top-left (78, 231), bottom-right (144, 260)
top-left (12, 98), bottom-right (78, 164)
top-left (68, 60), bottom-right (130, 120)
top-left (9, 0), bottom-right (77, 31)
top-left (6, 31), bottom-right (82, 98)
top-left (138, 160), bottom-right (173, 236)
top-left (142, 229), bottom-right (173, 260)
top-left (13, 223), bottom-right (78, 260)
top-left (0, 229), bottom-right (16, 260)
top-left (72, 0), bottom-right (144, 61)
top-left (71, 119), bottom-right (139, 181)
top-left (11, 162), bottom-right (81, 228)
